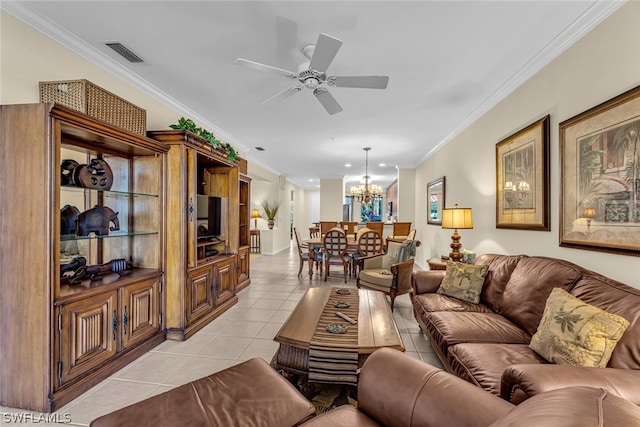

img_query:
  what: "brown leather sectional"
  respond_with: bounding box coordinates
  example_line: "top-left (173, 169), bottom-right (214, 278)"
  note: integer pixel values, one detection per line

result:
top-left (305, 347), bottom-right (640, 426)
top-left (411, 253), bottom-right (640, 404)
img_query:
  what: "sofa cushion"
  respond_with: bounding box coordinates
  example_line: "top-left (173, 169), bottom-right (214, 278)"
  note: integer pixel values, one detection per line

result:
top-left (437, 261), bottom-right (489, 303)
top-left (498, 257), bottom-right (583, 335)
top-left (530, 288), bottom-right (629, 368)
top-left (413, 293), bottom-right (494, 314)
top-left (474, 254), bottom-right (525, 311)
top-left (571, 274), bottom-right (640, 369)
top-left (426, 312), bottom-right (531, 359)
top-left (490, 386), bottom-right (640, 427)
top-left (448, 343), bottom-right (547, 395)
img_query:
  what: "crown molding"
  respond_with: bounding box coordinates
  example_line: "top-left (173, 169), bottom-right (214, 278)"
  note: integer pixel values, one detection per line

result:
top-left (416, 0), bottom-right (626, 166)
top-left (1, 1), bottom-right (247, 154)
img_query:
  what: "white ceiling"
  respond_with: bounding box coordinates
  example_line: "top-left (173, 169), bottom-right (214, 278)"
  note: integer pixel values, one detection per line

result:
top-left (2, 1), bottom-right (622, 191)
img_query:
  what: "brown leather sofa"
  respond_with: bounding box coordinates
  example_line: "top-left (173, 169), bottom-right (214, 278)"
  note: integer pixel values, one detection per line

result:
top-left (411, 254), bottom-right (640, 404)
top-left (304, 347), bottom-right (640, 427)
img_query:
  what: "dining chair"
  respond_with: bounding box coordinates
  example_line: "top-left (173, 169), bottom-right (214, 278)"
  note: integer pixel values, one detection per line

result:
top-left (322, 227), bottom-right (350, 282)
top-left (356, 239), bottom-right (420, 310)
top-left (320, 221), bottom-right (340, 235)
top-left (387, 222), bottom-right (412, 240)
top-left (387, 228), bottom-right (417, 244)
top-left (350, 230), bottom-right (384, 276)
top-left (365, 221), bottom-right (384, 236)
top-left (309, 226), bottom-right (320, 239)
top-left (294, 227), bottom-right (314, 279)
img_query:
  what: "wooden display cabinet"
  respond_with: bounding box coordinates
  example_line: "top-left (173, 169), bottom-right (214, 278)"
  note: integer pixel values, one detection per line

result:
top-left (148, 130), bottom-right (249, 341)
top-left (237, 173), bottom-right (252, 290)
top-left (0, 103), bottom-right (167, 412)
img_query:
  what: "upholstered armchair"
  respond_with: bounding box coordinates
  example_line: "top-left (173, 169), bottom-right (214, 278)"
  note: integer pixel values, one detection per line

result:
top-left (356, 239), bottom-right (419, 310)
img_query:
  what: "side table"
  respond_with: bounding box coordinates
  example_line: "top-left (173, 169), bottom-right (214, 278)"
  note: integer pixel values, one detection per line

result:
top-left (427, 258), bottom-right (447, 270)
top-left (250, 229), bottom-right (261, 253)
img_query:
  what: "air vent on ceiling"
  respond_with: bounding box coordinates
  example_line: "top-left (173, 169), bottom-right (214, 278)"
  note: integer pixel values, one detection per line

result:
top-left (255, 147), bottom-right (265, 151)
top-left (105, 42), bottom-right (144, 63)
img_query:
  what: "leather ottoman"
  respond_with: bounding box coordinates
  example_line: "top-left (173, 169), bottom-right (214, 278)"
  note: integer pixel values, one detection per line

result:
top-left (90, 358), bottom-right (316, 427)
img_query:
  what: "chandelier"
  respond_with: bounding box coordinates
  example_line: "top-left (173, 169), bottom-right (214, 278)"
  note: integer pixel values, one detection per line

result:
top-left (349, 147), bottom-right (383, 203)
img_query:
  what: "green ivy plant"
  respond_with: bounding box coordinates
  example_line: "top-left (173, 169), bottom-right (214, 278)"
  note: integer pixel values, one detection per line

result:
top-left (169, 117), bottom-right (237, 162)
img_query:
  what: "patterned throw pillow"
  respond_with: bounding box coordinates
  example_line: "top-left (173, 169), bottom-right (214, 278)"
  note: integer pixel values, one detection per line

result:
top-left (530, 288), bottom-right (629, 368)
top-left (436, 261), bottom-right (489, 304)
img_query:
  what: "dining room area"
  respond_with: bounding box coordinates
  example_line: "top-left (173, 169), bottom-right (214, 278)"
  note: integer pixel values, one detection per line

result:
top-left (294, 220), bottom-right (418, 311)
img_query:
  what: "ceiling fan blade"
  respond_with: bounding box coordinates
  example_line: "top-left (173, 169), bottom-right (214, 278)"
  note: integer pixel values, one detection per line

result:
top-left (309, 33), bottom-right (342, 73)
top-left (313, 88), bottom-right (343, 115)
top-left (262, 86), bottom-right (303, 104)
top-left (330, 75), bottom-right (389, 89)
top-left (234, 58), bottom-right (296, 78)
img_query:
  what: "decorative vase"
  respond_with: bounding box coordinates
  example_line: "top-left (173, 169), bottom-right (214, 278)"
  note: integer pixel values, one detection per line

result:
top-left (268, 219), bottom-right (275, 230)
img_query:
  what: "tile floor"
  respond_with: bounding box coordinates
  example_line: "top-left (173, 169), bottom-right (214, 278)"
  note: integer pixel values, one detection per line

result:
top-left (1, 243), bottom-right (441, 426)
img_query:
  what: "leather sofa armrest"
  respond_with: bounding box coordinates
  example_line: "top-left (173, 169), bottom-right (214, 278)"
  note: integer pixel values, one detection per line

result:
top-left (358, 348), bottom-right (512, 427)
top-left (501, 364), bottom-right (640, 405)
top-left (411, 270), bottom-right (446, 295)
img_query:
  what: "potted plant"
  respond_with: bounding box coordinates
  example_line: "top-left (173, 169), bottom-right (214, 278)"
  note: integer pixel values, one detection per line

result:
top-left (169, 117), bottom-right (237, 162)
top-left (261, 199), bottom-right (280, 230)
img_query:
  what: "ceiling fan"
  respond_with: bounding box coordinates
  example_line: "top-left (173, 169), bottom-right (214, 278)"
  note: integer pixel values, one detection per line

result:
top-left (234, 33), bottom-right (389, 115)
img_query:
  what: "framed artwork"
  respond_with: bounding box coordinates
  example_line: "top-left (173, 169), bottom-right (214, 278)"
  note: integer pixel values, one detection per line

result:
top-left (560, 85), bottom-right (640, 256)
top-left (496, 115), bottom-right (550, 230)
top-left (427, 176), bottom-right (445, 225)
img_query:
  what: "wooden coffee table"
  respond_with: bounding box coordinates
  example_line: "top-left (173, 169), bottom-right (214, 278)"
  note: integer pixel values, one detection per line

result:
top-left (273, 287), bottom-right (404, 376)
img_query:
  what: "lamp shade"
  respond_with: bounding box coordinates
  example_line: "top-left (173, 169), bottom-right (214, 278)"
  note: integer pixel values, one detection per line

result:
top-left (441, 204), bottom-right (473, 229)
top-left (251, 209), bottom-right (262, 219)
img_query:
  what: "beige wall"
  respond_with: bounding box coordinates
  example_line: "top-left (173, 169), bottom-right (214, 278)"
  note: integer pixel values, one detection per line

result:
top-left (415, 2), bottom-right (640, 287)
top-left (0, 12), bottom-right (179, 131)
top-left (319, 178), bottom-right (345, 221)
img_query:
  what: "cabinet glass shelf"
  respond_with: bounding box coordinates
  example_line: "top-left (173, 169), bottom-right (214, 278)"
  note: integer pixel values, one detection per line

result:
top-left (61, 231), bottom-right (159, 242)
top-left (60, 186), bottom-right (159, 198)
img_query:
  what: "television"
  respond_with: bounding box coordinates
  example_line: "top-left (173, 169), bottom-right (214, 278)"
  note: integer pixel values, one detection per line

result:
top-left (196, 195), bottom-right (222, 240)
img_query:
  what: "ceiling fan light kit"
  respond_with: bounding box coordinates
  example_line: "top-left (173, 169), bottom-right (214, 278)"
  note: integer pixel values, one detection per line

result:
top-left (234, 33), bottom-right (389, 114)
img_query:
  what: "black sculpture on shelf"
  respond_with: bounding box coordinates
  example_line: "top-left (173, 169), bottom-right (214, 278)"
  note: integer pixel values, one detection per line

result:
top-left (76, 205), bottom-right (120, 236)
top-left (67, 258), bottom-right (132, 285)
top-left (60, 256), bottom-right (87, 280)
top-left (60, 204), bottom-right (80, 235)
top-left (60, 159), bottom-right (79, 186)
top-left (73, 158), bottom-right (113, 190)
top-left (60, 158), bottom-right (113, 190)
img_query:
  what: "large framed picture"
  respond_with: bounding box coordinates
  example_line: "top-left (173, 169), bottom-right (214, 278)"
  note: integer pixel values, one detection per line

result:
top-left (427, 176), bottom-right (445, 225)
top-left (496, 115), bottom-right (550, 230)
top-left (560, 85), bottom-right (640, 256)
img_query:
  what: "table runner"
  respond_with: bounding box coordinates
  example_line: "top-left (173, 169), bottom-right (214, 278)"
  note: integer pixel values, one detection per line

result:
top-left (308, 288), bottom-right (359, 385)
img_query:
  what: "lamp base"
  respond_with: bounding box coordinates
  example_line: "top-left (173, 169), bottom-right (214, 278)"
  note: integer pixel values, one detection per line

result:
top-left (449, 230), bottom-right (464, 263)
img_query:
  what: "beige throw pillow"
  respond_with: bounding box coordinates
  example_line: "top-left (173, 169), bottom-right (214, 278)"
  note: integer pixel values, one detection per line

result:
top-left (436, 261), bottom-right (489, 304)
top-left (530, 288), bottom-right (629, 368)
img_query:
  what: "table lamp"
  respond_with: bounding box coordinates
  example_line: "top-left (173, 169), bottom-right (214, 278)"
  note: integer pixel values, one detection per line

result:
top-left (441, 204), bottom-right (473, 262)
top-left (251, 209), bottom-right (262, 229)
top-left (583, 207), bottom-right (596, 233)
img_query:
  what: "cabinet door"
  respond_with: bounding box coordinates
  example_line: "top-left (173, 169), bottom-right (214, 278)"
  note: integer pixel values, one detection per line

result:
top-left (214, 257), bottom-right (236, 305)
top-left (237, 246), bottom-right (250, 285)
top-left (121, 278), bottom-right (162, 350)
top-left (186, 265), bottom-right (215, 326)
top-left (57, 291), bottom-right (118, 388)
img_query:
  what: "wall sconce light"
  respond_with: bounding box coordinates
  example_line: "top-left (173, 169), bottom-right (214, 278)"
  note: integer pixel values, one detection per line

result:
top-left (441, 204), bottom-right (473, 263)
top-left (251, 209), bottom-right (262, 229)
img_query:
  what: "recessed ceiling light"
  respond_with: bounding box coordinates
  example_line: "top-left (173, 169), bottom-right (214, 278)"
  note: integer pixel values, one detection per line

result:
top-left (379, 163), bottom-right (386, 167)
top-left (308, 179), bottom-right (313, 182)
top-left (345, 163), bottom-right (351, 167)
top-left (316, 185), bottom-right (320, 188)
